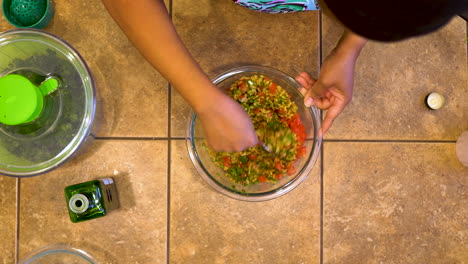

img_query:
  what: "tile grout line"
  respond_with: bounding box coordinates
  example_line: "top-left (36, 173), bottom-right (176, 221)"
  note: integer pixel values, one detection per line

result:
top-left (318, 10), bottom-right (324, 264)
top-left (320, 133), bottom-right (324, 264)
top-left (15, 178), bottom-right (20, 264)
top-left (166, 92), bottom-right (172, 264)
top-left (170, 137), bottom-right (187, 140)
top-left (166, 1), bottom-right (173, 264)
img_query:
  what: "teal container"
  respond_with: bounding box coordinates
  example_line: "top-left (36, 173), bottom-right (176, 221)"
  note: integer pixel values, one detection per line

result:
top-left (2, 0), bottom-right (55, 29)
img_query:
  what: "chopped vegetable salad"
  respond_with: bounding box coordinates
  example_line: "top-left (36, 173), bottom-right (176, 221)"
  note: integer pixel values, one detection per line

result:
top-left (208, 75), bottom-right (307, 186)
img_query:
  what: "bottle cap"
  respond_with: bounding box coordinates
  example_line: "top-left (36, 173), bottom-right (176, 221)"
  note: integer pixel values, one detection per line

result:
top-left (425, 92), bottom-right (445, 110)
top-left (68, 194), bottom-right (90, 214)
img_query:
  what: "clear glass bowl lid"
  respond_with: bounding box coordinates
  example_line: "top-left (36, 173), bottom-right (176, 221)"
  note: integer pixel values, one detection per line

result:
top-left (0, 29), bottom-right (96, 177)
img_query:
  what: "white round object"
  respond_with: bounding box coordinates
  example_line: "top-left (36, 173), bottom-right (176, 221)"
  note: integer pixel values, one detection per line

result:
top-left (69, 194), bottom-right (90, 214)
top-left (426, 92), bottom-right (445, 110)
top-left (456, 131), bottom-right (468, 167)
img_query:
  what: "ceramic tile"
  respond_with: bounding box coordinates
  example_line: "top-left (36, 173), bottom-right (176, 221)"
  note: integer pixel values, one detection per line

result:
top-left (323, 142), bottom-right (468, 264)
top-left (171, 0), bottom-right (320, 137)
top-left (169, 140), bottom-right (321, 263)
top-left (18, 140), bottom-right (167, 263)
top-left (1, 1), bottom-right (169, 137)
top-left (0, 13), bottom-right (14, 32)
top-left (321, 16), bottom-right (468, 140)
top-left (0, 176), bottom-right (16, 264)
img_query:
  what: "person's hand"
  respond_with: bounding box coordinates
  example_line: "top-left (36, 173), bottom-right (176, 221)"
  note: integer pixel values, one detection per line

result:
top-left (295, 50), bottom-right (356, 135)
top-left (296, 31), bottom-right (366, 136)
top-left (197, 92), bottom-right (258, 152)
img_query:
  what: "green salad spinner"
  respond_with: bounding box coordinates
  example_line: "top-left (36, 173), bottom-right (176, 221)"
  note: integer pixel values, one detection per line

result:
top-left (0, 29), bottom-right (96, 178)
top-left (2, 0), bottom-right (55, 29)
top-left (0, 74), bottom-right (59, 126)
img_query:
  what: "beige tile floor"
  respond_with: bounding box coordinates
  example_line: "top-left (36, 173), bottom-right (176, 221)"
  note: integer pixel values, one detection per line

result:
top-left (0, 1), bottom-right (467, 264)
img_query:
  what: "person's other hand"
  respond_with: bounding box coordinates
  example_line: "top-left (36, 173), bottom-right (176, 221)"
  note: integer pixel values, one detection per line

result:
top-left (296, 50), bottom-right (356, 135)
top-left (197, 92), bottom-right (258, 152)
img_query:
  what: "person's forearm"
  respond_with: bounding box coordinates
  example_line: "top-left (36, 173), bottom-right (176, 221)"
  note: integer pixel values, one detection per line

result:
top-left (333, 31), bottom-right (368, 59)
top-left (101, 0), bottom-right (221, 113)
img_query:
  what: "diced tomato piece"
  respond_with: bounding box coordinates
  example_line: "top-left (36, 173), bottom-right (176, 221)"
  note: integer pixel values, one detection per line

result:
top-left (300, 134), bottom-right (307, 143)
top-left (270, 82), bottom-right (277, 94)
top-left (297, 145), bottom-right (307, 158)
top-left (290, 113), bottom-right (300, 123)
top-left (287, 166), bottom-right (296, 175)
top-left (288, 114), bottom-right (307, 143)
top-left (275, 174), bottom-right (283, 180)
top-left (254, 108), bottom-right (260, 115)
top-left (247, 154), bottom-right (257, 160)
top-left (223, 156), bottom-right (231, 168)
top-left (239, 81), bottom-right (247, 92)
top-left (275, 162), bottom-right (283, 171)
top-left (226, 87), bottom-right (232, 92)
top-left (266, 112), bottom-right (273, 118)
top-left (294, 114), bottom-right (301, 124)
top-left (264, 77), bottom-right (270, 81)
top-left (259, 175), bottom-right (267, 183)
top-left (289, 120), bottom-right (295, 127)
top-left (258, 91), bottom-right (264, 97)
top-left (241, 173), bottom-right (247, 178)
top-left (296, 132), bottom-right (306, 144)
top-left (238, 94), bottom-right (245, 100)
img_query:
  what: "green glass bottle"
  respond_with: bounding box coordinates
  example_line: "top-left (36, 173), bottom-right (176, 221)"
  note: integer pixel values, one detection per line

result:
top-left (64, 178), bottom-right (119, 223)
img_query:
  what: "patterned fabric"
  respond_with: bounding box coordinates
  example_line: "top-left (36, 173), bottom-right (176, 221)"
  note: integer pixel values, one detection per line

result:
top-left (233, 0), bottom-right (320, 13)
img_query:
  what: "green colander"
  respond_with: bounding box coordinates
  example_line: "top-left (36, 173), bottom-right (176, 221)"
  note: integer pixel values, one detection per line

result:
top-left (2, 0), bottom-right (54, 29)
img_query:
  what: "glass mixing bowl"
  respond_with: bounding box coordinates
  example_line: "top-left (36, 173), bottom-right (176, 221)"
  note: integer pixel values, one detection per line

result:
top-left (0, 29), bottom-right (96, 177)
top-left (19, 244), bottom-right (99, 264)
top-left (186, 65), bottom-right (322, 201)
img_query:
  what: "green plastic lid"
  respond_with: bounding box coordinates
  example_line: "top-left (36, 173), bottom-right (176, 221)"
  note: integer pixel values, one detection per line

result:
top-left (0, 74), bottom-right (58, 125)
